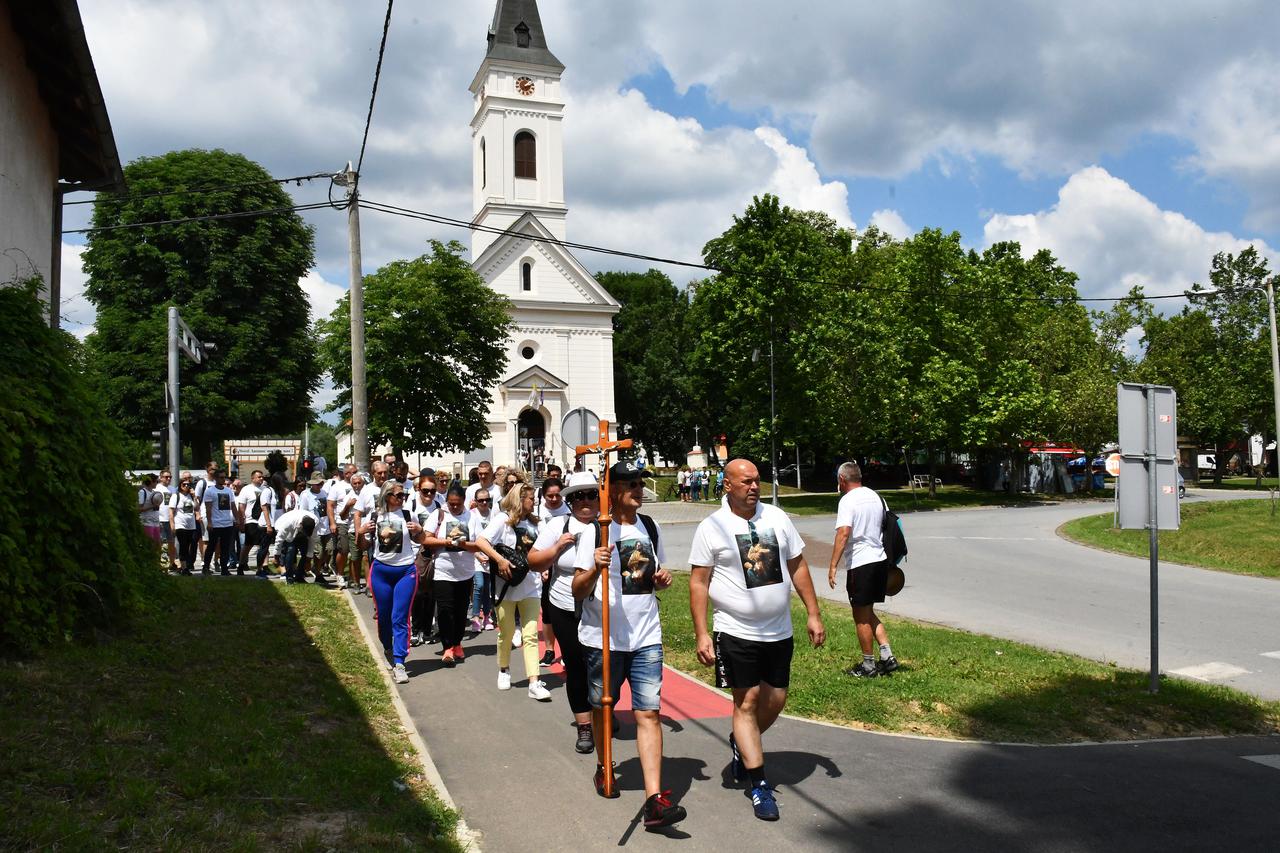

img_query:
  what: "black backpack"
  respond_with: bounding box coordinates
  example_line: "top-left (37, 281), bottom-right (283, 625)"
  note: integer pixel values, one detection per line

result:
top-left (879, 495), bottom-right (907, 566)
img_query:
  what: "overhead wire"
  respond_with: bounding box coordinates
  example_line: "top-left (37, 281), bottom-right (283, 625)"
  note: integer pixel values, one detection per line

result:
top-left (63, 172), bottom-right (332, 206)
top-left (61, 202), bottom-right (335, 235)
top-left (354, 197), bottom-right (1225, 306)
top-left (355, 0), bottom-right (395, 183)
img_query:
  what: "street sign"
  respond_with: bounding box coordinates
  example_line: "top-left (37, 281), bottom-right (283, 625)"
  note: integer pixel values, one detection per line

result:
top-left (1105, 452), bottom-right (1121, 477)
top-left (1116, 381), bottom-right (1179, 695)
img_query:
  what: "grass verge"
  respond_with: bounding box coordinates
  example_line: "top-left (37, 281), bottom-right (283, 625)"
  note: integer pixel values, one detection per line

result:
top-left (1060, 499), bottom-right (1280, 578)
top-left (1192, 476), bottom-right (1279, 491)
top-left (0, 578), bottom-right (460, 851)
top-left (776, 485), bottom-right (1110, 516)
top-left (658, 573), bottom-right (1280, 742)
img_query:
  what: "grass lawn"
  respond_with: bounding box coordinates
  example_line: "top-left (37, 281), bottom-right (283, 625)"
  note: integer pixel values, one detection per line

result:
top-left (776, 485), bottom-right (1112, 516)
top-left (1060, 499), bottom-right (1280, 578)
top-left (646, 473), bottom-right (805, 502)
top-left (658, 573), bottom-right (1280, 742)
top-left (1192, 476), bottom-right (1279, 491)
top-left (0, 579), bottom-right (460, 851)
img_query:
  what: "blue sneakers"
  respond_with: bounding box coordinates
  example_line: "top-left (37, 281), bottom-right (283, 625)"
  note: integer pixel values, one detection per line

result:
top-left (749, 782), bottom-right (779, 821)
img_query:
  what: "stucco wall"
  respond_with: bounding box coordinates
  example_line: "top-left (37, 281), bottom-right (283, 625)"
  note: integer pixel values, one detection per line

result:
top-left (0, 10), bottom-right (58, 301)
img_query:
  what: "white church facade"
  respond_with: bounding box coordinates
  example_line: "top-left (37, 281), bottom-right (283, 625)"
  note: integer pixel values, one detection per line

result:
top-left (361, 0), bottom-right (619, 477)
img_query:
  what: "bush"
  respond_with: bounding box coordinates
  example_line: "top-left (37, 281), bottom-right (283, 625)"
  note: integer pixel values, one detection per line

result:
top-left (0, 281), bottom-right (154, 654)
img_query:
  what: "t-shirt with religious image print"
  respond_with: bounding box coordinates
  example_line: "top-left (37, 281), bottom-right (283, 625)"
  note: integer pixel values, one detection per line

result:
top-left (834, 486), bottom-right (886, 569)
top-left (480, 512), bottom-right (542, 601)
top-left (468, 511), bottom-right (494, 574)
top-left (425, 507), bottom-right (476, 581)
top-left (169, 491), bottom-right (200, 531)
top-left (574, 518), bottom-right (665, 653)
top-left (371, 510), bottom-right (416, 567)
top-left (204, 485), bottom-right (236, 528)
top-left (688, 502), bottom-right (803, 642)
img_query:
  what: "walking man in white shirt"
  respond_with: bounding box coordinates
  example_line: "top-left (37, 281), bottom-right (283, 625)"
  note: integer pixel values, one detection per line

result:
top-left (827, 461), bottom-right (899, 678)
top-left (688, 458), bottom-right (825, 821)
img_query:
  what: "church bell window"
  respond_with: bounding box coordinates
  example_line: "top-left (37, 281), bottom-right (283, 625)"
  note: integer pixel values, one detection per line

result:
top-left (514, 132), bottom-right (537, 179)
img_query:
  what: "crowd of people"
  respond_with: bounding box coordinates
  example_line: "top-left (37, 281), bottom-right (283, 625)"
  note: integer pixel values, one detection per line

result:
top-left (676, 465), bottom-right (723, 501)
top-left (134, 453), bottom-right (900, 829)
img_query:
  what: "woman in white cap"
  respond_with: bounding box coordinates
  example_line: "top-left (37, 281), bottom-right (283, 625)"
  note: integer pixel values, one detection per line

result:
top-left (528, 471), bottom-right (600, 751)
top-left (476, 481), bottom-right (549, 700)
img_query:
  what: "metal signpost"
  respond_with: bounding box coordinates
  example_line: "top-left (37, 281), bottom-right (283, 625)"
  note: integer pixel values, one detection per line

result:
top-left (1116, 383), bottom-right (1179, 693)
top-left (167, 307), bottom-right (215, 477)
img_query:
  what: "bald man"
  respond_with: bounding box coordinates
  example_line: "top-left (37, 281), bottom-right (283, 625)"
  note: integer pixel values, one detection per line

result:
top-left (688, 458), bottom-right (825, 822)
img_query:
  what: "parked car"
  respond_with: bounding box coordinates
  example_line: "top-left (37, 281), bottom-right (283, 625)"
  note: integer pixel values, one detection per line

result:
top-left (1197, 454), bottom-right (1217, 477)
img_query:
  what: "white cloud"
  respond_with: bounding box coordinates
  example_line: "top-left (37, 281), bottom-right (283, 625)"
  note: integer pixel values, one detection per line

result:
top-left (58, 243), bottom-right (95, 339)
top-left (868, 209), bottom-right (911, 240)
top-left (299, 269), bottom-right (345, 326)
top-left (983, 166), bottom-right (1277, 300)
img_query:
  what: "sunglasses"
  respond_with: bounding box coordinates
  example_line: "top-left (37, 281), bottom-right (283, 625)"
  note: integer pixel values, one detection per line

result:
top-left (420, 487), bottom-right (436, 494)
top-left (570, 490), bottom-right (599, 502)
top-left (622, 480), bottom-right (644, 489)
top-left (389, 491), bottom-right (406, 499)
top-left (475, 497), bottom-right (492, 503)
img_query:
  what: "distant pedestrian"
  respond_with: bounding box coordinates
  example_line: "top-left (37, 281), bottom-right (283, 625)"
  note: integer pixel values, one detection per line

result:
top-left (827, 461), bottom-right (898, 678)
top-left (202, 469), bottom-right (237, 576)
top-left (168, 475), bottom-right (199, 575)
top-left (138, 473), bottom-right (163, 546)
top-left (688, 459), bottom-right (825, 820)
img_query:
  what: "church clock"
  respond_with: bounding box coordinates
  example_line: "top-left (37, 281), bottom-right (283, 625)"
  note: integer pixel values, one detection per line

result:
top-left (516, 76), bottom-right (535, 95)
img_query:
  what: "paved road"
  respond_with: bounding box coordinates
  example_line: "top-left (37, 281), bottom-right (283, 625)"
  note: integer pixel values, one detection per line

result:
top-left (657, 490), bottom-right (1280, 700)
top-left (350, 593), bottom-right (1280, 851)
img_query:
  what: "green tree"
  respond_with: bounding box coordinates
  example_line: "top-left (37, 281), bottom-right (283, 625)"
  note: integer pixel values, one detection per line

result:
top-left (317, 241), bottom-right (512, 456)
top-left (82, 149), bottom-right (318, 465)
top-left (595, 269), bottom-right (693, 464)
top-left (303, 421), bottom-right (339, 467)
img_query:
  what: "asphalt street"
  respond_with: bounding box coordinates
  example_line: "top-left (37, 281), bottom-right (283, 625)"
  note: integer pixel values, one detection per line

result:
top-left (656, 489), bottom-right (1280, 700)
top-left (350, 592), bottom-right (1280, 852)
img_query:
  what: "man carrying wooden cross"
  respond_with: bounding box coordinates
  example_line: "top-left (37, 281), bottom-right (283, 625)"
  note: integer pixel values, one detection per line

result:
top-left (572, 459), bottom-right (687, 828)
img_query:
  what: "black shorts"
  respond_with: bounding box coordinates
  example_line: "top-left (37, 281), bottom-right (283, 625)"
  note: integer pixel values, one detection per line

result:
top-left (244, 523), bottom-right (262, 545)
top-left (714, 632), bottom-right (793, 689)
top-left (846, 559), bottom-right (890, 606)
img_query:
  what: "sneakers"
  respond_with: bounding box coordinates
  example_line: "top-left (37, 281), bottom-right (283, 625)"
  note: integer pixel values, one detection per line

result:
top-left (728, 732), bottom-right (743, 782)
top-left (575, 724), bottom-right (594, 754)
top-left (484, 617), bottom-right (495, 631)
top-left (749, 782), bottom-right (779, 821)
top-left (442, 649), bottom-right (456, 668)
top-left (469, 616), bottom-right (484, 633)
top-left (594, 763), bottom-right (620, 799)
top-left (878, 655), bottom-right (900, 674)
top-left (845, 660), bottom-right (879, 679)
top-left (540, 649), bottom-right (557, 668)
top-left (528, 679), bottom-right (551, 701)
top-left (392, 663), bottom-right (409, 684)
top-left (642, 791), bottom-right (687, 828)
top-left (410, 631), bottom-right (425, 648)
top-left (452, 644), bottom-right (465, 661)
top-left (497, 670), bottom-right (512, 691)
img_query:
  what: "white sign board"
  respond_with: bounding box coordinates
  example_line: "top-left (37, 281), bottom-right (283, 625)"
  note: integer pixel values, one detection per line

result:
top-left (1116, 383), bottom-right (1179, 530)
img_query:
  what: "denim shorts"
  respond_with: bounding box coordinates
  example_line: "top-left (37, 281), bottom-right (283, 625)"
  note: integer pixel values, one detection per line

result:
top-left (583, 643), bottom-right (663, 712)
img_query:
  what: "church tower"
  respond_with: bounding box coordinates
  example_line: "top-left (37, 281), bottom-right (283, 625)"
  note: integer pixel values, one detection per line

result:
top-left (469, 0), bottom-right (567, 258)
top-left (444, 0), bottom-right (619, 474)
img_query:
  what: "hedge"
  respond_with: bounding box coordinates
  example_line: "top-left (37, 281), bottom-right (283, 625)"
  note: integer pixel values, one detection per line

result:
top-left (0, 281), bottom-right (154, 654)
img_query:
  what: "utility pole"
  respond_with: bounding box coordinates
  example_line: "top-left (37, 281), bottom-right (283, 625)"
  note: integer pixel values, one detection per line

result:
top-left (1266, 277), bottom-right (1280, 478)
top-left (334, 162), bottom-right (369, 472)
top-left (769, 324), bottom-right (777, 505)
top-left (166, 307), bottom-right (215, 477)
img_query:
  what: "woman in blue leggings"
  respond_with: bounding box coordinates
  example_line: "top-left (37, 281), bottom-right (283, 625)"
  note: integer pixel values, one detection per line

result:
top-left (360, 481), bottom-right (425, 684)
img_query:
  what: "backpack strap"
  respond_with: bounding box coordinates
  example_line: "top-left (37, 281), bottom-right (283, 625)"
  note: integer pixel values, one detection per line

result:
top-left (638, 513), bottom-right (660, 563)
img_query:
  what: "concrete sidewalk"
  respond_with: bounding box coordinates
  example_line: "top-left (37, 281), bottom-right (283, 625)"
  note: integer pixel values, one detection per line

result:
top-left (348, 592), bottom-right (1280, 851)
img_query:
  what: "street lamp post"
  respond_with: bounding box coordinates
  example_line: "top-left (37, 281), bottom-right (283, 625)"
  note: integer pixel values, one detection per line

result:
top-left (166, 306), bottom-right (215, 476)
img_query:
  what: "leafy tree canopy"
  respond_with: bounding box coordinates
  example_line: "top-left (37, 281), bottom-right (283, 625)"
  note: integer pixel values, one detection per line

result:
top-left (317, 240), bottom-right (512, 456)
top-left (82, 149), bottom-right (318, 464)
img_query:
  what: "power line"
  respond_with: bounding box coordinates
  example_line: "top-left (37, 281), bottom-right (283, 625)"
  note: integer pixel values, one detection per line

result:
top-left (61, 202), bottom-right (334, 235)
top-left (355, 0), bottom-right (395, 181)
top-left (355, 197), bottom-right (1219, 306)
top-left (63, 172), bottom-right (332, 206)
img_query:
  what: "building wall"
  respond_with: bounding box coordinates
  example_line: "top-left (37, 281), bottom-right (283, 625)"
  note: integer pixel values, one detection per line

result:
top-left (0, 10), bottom-right (58, 300)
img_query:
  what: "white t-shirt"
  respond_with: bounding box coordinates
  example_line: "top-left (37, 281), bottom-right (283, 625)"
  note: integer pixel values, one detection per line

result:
top-left (427, 507), bottom-right (476, 581)
top-left (356, 482), bottom-right (381, 521)
top-left (534, 513), bottom-right (594, 612)
top-left (169, 490), bottom-right (199, 530)
top-left (297, 487), bottom-right (330, 535)
top-left (370, 507), bottom-right (417, 567)
top-left (138, 487), bottom-right (161, 526)
top-left (574, 517), bottom-right (665, 653)
top-left (480, 511), bottom-right (541, 601)
top-left (157, 483), bottom-right (175, 522)
top-left (538, 501), bottom-right (570, 524)
top-left (328, 479), bottom-right (353, 527)
top-left (835, 486), bottom-right (887, 569)
top-left (259, 487), bottom-right (280, 527)
top-left (468, 511), bottom-right (494, 573)
top-left (203, 485), bottom-right (236, 528)
top-left (235, 483), bottom-right (261, 526)
top-left (688, 502), bottom-right (802, 642)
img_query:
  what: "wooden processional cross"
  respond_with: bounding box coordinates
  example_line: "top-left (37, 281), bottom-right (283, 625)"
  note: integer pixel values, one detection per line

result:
top-left (575, 420), bottom-right (632, 798)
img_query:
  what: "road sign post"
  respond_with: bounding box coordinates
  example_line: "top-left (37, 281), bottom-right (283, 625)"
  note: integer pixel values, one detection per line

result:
top-left (1117, 382), bottom-right (1179, 693)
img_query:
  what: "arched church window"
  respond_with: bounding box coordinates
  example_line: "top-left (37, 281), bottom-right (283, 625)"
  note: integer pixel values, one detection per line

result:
top-left (522, 262), bottom-right (532, 292)
top-left (514, 131), bottom-right (536, 179)
top-left (480, 138), bottom-right (486, 188)
top-left (515, 22), bottom-right (531, 48)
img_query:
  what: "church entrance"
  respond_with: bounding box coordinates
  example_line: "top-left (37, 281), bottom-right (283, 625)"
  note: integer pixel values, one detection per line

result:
top-left (517, 408), bottom-right (546, 472)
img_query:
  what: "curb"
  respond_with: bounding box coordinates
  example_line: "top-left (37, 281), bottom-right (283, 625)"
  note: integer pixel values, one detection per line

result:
top-left (341, 590), bottom-right (482, 851)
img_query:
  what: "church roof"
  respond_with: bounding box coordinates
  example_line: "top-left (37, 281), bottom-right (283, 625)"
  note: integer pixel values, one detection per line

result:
top-left (472, 211), bottom-right (621, 311)
top-left (485, 0), bottom-right (563, 72)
